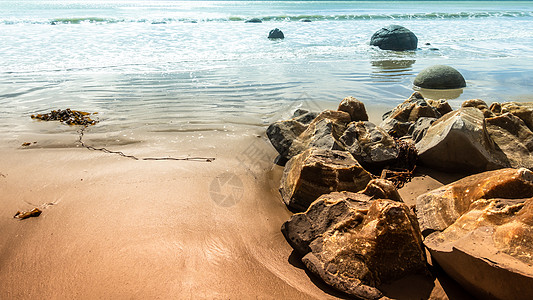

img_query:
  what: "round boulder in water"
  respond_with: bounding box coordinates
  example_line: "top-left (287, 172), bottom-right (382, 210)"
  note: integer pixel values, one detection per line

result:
top-left (268, 28), bottom-right (284, 39)
top-left (414, 65), bottom-right (466, 89)
top-left (245, 18), bottom-right (262, 23)
top-left (370, 25), bottom-right (418, 51)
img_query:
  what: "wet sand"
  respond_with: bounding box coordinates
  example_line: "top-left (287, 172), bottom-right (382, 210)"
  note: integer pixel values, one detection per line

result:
top-left (0, 134), bottom-right (471, 299)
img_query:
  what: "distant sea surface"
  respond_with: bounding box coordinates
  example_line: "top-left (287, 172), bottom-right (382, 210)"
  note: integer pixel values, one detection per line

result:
top-left (1, 1), bottom-right (532, 149)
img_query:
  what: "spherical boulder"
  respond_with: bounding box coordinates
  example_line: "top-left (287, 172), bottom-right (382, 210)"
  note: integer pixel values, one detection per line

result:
top-left (370, 25), bottom-right (418, 51)
top-left (268, 28), bottom-right (284, 39)
top-left (414, 65), bottom-right (466, 89)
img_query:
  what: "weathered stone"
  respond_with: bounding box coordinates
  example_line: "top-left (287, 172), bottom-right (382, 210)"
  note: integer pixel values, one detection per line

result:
top-left (380, 92), bottom-right (442, 138)
top-left (282, 190), bottom-right (427, 299)
top-left (340, 121), bottom-right (399, 167)
top-left (280, 148), bottom-right (372, 212)
top-left (361, 178), bottom-right (403, 202)
top-left (416, 107), bottom-right (509, 172)
top-left (490, 102), bottom-right (502, 115)
top-left (287, 110), bottom-right (351, 158)
top-left (408, 117), bottom-right (437, 143)
top-left (413, 65), bottom-right (466, 89)
top-left (338, 96), bottom-right (369, 122)
top-left (424, 197), bottom-right (533, 300)
top-left (245, 18), bottom-right (262, 23)
top-left (486, 113), bottom-right (533, 169)
top-left (370, 25), bottom-right (418, 51)
top-left (268, 28), bottom-right (284, 39)
top-left (416, 168), bottom-right (533, 234)
top-left (462, 99), bottom-right (494, 118)
top-left (501, 102), bottom-right (533, 132)
top-left (291, 109), bottom-right (318, 125)
top-left (426, 99), bottom-right (453, 116)
top-left (266, 119), bottom-right (307, 161)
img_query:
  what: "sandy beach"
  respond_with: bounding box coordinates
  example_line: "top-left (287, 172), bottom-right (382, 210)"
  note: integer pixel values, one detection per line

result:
top-left (0, 132), bottom-right (473, 299)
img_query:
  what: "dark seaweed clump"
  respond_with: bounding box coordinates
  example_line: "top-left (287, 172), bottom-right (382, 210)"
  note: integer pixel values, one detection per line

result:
top-left (31, 109), bottom-right (98, 126)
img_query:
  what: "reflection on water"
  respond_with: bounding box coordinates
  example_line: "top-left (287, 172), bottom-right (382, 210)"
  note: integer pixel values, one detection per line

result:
top-left (370, 59), bottom-right (416, 82)
top-left (415, 87), bottom-right (464, 100)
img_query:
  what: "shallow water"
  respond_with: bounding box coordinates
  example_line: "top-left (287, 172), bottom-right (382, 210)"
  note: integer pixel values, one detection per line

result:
top-left (1, 1), bottom-right (532, 149)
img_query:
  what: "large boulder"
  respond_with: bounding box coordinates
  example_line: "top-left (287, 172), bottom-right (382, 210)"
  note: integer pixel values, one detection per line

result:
top-left (416, 168), bottom-right (533, 234)
top-left (417, 168), bottom-right (533, 299)
top-left (338, 96), bottom-right (368, 122)
top-left (415, 107), bottom-right (509, 172)
top-left (279, 148), bottom-right (372, 212)
top-left (486, 113), bottom-right (533, 169)
top-left (380, 92), bottom-right (444, 139)
top-left (340, 121), bottom-right (399, 168)
top-left (413, 65), bottom-right (466, 89)
top-left (370, 25), bottom-right (418, 51)
top-left (282, 189), bottom-right (427, 299)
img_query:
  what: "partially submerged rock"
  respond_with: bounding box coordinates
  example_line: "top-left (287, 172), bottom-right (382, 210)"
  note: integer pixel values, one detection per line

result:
top-left (279, 148), bottom-right (372, 212)
top-left (282, 188), bottom-right (427, 299)
top-left (413, 65), bottom-right (466, 89)
top-left (268, 28), bottom-right (284, 39)
top-left (370, 25), bottom-right (418, 51)
top-left (416, 107), bottom-right (508, 172)
top-left (244, 18), bottom-right (262, 23)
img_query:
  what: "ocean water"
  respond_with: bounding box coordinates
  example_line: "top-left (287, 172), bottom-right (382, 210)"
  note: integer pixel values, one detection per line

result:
top-left (1, 1), bottom-right (532, 150)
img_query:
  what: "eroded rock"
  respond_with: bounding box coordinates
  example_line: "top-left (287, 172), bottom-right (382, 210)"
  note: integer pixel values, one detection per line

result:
top-left (279, 148), bottom-right (372, 212)
top-left (338, 96), bottom-right (369, 122)
top-left (282, 189), bottom-right (427, 299)
top-left (500, 102), bottom-right (533, 132)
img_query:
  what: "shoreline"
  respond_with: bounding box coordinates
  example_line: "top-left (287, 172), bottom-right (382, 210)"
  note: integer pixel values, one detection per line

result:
top-left (0, 135), bottom-right (471, 299)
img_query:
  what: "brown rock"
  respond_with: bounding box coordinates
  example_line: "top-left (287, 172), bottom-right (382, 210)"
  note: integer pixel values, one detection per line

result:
top-left (361, 178), bottom-right (403, 202)
top-left (338, 96), bottom-right (369, 122)
top-left (462, 99), bottom-right (494, 118)
top-left (416, 168), bottom-right (533, 234)
top-left (427, 99), bottom-right (453, 116)
top-left (280, 148), bottom-right (372, 212)
top-left (415, 107), bottom-right (509, 172)
top-left (266, 119), bottom-right (307, 161)
top-left (282, 191), bottom-right (427, 299)
top-left (501, 102), bottom-right (533, 132)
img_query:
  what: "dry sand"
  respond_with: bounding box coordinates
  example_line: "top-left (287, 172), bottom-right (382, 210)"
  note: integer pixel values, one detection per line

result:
top-left (0, 134), bottom-right (472, 299)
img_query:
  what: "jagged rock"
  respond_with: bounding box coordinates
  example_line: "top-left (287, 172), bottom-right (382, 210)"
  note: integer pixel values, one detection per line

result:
top-left (292, 109), bottom-right (318, 125)
top-left (361, 178), bottom-right (403, 202)
top-left (427, 99), bottom-right (453, 116)
top-left (279, 148), bottom-right (372, 212)
top-left (415, 107), bottom-right (509, 172)
top-left (340, 121), bottom-right (399, 168)
top-left (423, 195), bottom-right (533, 299)
top-left (266, 120), bottom-right (307, 161)
top-left (287, 110), bottom-right (351, 158)
top-left (338, 96), bottom-right (369, 122)
top-left (413, 65), bottom-right (466, 89)
top-left (268, 28), bottom-right (284, 39)
top-left (408, 117), bottom-right (437, 143)
top-left (416, 168), bottom-right (533, 235)
top-left (282, 189), bottom-right (427, 299)
top-left (486, 113), bottom-right (533, 169)
top-left (462, 99), bottom-right (494, 118)
top-left (380, 92), bottom-right (443, 138)
top-left (490, 102), bottom-right (502, 115)
top-left (500, 102), bottom-right (533, 132)
top-left (370, 25), bottom-right (418, 51)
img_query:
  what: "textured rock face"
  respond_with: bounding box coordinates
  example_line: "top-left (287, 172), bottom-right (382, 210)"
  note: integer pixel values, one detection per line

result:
top-left (462, 99), bottom-right (494, 118)
top-left (370, 25), bottom-right (418, 51)
top-left (340, 121), bottom-right (399, 167)
top-left (268, 28), bottom-right (284, 39)
top-left (338, 96), bottom-right (369, 122)
top-left (416, 107), bottom-right (508, 172)
top-left (416, 168), bottom-right (533, 234)
top-left (282, 190), bottom-right (427, 299)
top-left (486, 113), bottom-right (533, 169)
top-left (500, 102), bottom-right (533, 131)
top-left (266, 120), bottom-right (307, 161)
top-left (418, 169), bottom-right (533, 299)
top-left (280, 148), bottom-right (372, 212)
top-left (380, 92), bottom-right (444, 139)
top-left (413, 65), bottom-right (466, 89)
top-left (287, 110), bottom-right (351, 158)
top-left (408, 117), bottom-right (437, 143)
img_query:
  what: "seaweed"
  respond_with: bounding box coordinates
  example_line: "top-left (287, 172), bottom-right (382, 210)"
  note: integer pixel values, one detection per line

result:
top-left (31, 109), bottom-right (98, 126)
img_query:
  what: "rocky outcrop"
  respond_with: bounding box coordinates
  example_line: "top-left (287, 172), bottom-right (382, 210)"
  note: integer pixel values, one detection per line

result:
top-left (282, 188), bottom-right (427, 299)
top-left (338, 96), bottom-right (369, 122)
top-left (340, 121), bottom-right (399, 168)
top-left (268, 28), bottom-right (284, 39)
top-left (413, 65), bottom-right (466, 89)
top-left (415, 107), bottom-right (509, 172)
top-left (279, 148), bottom-right (372, 212)
top-left (417, 169), bottom-right (533, 299)
top-left (370, 25), bottom-right (418, 51)
top-left (416, 168), bottom-right (533, 234)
